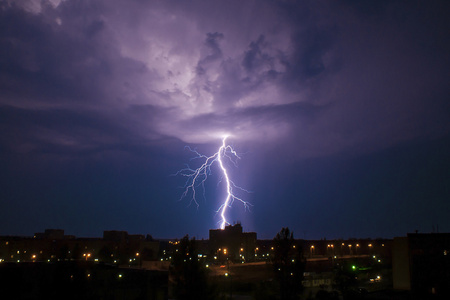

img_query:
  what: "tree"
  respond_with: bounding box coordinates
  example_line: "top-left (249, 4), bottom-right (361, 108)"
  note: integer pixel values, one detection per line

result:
top-left (98, 245), bottom-right (113, 263)
top-left (333, 262), bottom-right (358, 300)
top-left (272, 227), bottom-right (306, 300)
top-left (170, 235), bottom-right (218, 300)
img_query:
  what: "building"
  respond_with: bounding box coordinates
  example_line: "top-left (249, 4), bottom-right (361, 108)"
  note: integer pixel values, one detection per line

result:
top-left (0, 229), bottom-right (159, 264)
top-left (393, 233), bottom-right (450, 297)
top-left (209, 223), bottom-right (257, 262)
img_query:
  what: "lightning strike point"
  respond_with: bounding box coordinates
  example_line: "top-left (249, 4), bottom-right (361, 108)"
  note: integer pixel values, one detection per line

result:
top-left (175, 136), bottom-right (251, 229)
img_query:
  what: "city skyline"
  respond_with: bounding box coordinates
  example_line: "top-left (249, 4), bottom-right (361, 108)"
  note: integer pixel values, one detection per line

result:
top-left (0, 1), bottom-right (449, 240)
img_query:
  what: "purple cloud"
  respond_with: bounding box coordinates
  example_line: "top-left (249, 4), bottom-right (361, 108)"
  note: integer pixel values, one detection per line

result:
top-left (0, 0), bottom-right (449, 158)
top-left (0, 0), bottom-right (450, 238)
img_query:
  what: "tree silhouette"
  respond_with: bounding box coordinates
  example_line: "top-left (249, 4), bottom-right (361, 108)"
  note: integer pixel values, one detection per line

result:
top-left (98, 245), bottom-right (113, 263)
top-left (273, 227), bottom-right (306, 300)
top-left (333, 262), bottom-right (358, 300)
top-left (170, 235), bottom-right (218, 300)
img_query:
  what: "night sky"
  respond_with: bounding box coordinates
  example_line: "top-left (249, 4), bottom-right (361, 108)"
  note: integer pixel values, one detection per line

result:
top-left (1, 0), bottom-right (449, 240)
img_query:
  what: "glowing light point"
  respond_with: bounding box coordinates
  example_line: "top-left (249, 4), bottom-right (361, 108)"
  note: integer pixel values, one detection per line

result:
top-left (175, 135), bottom-right (250, 229)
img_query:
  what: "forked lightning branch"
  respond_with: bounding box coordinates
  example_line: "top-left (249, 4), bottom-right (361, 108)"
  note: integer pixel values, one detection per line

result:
top-left (175, 136), bottom-right (251, 229)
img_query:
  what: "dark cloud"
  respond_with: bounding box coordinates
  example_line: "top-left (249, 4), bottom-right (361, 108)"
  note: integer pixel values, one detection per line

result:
top-left (0, 0), bottom-right (449, 238)
top-left (3, 0), bottom-right (447, 150)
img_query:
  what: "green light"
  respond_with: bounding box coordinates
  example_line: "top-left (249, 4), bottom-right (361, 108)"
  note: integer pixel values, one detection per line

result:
top-left (352, 265), bottom-right (356, 270)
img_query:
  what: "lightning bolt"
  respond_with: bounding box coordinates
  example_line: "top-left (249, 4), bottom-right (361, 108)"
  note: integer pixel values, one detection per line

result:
top-left (175, 135), bottom-right (250, 229)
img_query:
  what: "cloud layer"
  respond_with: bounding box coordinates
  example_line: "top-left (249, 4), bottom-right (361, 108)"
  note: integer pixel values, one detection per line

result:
top-left (1, 0), bottom-right (449, 161)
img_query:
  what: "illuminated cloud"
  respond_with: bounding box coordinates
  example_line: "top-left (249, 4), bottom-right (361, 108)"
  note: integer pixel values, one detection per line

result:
top-left (0, 0), bottom-right (449, 238)
top-left (0, 0), bottom-right (449, 156)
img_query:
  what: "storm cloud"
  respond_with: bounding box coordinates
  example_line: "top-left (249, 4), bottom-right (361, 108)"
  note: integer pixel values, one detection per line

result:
top-left (2, 0), bottom-right (448, 156)
top-left (1, 0), bottom-right (449, 238)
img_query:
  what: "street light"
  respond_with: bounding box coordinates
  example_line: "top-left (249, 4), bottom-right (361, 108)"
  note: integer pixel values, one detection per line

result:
top-left (327, 244), bottom-right (335, 256)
